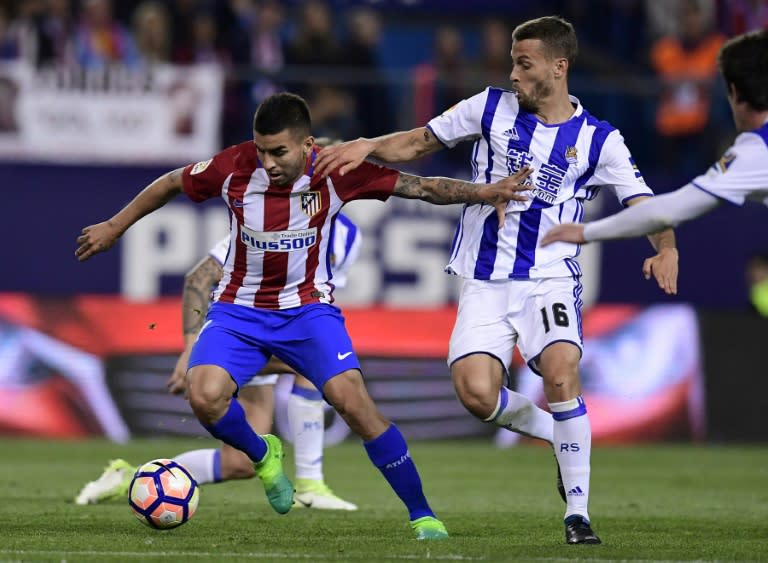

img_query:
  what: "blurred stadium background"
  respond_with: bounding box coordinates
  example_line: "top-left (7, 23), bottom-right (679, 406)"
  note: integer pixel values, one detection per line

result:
top-left (0, 0), bottom-right (766, 448)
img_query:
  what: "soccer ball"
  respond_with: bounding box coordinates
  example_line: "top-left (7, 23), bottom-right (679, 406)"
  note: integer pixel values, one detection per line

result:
top-left (128, 459), bottom-right (200, 529)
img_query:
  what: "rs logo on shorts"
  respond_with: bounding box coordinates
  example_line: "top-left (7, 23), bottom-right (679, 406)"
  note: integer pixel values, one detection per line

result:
top-left (240, 225), bottom-right (317, 252)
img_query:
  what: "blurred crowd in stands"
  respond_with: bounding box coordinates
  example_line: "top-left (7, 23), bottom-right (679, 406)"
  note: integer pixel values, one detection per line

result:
top-left (0, 0), bottom-right (766, 182)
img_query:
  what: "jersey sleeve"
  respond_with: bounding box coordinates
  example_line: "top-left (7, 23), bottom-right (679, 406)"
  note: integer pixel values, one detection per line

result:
top-left (181, 145), bottom-right (238, 202)
top-left (207, 236), bottom-right (230, 266)
top-left (330, 160), bottom-right (399, 202)
top-left (426, 89), bottom-right (486, 148)
top-left (587, 130), bottom-right (654, 205)
top-left (690, 133), bottom-right (768, 206)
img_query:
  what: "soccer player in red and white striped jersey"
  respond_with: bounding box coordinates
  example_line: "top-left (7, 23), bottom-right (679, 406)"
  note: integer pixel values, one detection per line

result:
top-left (76, 91), bottom-right (531, 539)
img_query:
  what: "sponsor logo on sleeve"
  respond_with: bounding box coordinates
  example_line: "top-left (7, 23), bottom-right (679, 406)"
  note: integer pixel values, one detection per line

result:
top-left (718, 151), bottom-right (736, 172)
top-left (190, 159), bottom-right (212, 175)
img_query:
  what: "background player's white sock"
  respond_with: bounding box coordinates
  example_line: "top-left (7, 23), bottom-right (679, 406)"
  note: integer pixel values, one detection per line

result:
top-left (173, 448), bottom-right (221, 485)
top-left (485, 387), bottom-right (554, 444)
top-left (288, 386), bottom-right (325, 481)
top-left (549, 396), bottom-right (592, 521)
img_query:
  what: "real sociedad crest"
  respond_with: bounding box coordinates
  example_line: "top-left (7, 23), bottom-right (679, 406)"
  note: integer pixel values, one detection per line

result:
top-left (300, 191), bottom-right (322, 217)
top-left (564, 146), bottom-right (578, 164)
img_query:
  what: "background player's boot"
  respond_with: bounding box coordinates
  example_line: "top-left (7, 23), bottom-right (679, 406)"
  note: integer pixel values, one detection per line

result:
top-left (293, 478), bottom-right (358, 510)
top-left (410, 516), bottom-right (449, 540)
top-left (564, 515), bottom-right (601, 544)
top-left (75, 459), bottom-right (136, 505)
top-left (253, 434), bottom-right (294, 514)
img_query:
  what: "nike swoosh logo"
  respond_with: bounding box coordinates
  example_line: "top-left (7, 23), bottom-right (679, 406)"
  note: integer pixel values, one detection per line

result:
top-left (337, 351), bottom-right (353, 360)
top-left (295, 498), bottom-right (312, 508)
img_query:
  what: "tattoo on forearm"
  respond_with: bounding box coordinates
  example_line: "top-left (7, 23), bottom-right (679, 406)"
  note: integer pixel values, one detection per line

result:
top-left (182, 258), bottom-right (223, 335)
top-left (394, 173), bottom-right (491, 205)
top-left (182, 285), bottom-right (209, 335)
top-left (167, 168), bottom-right (183, 189)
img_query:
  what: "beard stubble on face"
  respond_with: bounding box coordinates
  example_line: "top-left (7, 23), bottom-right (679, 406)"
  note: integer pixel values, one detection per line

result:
top-left (516, 79), bottom-right (553, 115)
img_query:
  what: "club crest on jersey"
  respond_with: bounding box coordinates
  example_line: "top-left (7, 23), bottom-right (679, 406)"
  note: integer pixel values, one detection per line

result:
top-left (564, 146), bottom-right (578, 164)
top-left (190, 159), bottom-right (212, 175)
top-left (300, 191), bottom-right (322, 217)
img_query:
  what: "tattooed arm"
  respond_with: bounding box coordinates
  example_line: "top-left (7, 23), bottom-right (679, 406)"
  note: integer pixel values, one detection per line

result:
top-left (314, 127), bottom-right (443, 177)
top-left (76, 167), bottom-right (185, 261)
top-left (393, 167), bottom-right (533, 226)
top-left (167, 255), bottom-right (223, 395)
top-left (182, 256), bottom-right (224, 336)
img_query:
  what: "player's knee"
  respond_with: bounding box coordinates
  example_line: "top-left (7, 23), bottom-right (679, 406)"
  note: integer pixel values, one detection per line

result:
top-left (538, 346), bottom-right (580, 399)
top-left (452, 371), bottom-right (497, 419)
top-left (538, 345), bottom-right (580, 379)
top-left (188, 381), bottom-right (230, 425)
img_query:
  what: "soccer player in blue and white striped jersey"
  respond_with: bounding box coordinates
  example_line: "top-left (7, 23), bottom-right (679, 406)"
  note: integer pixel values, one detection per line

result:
top-left (542, 30), bottom-right (768, 250)
top-left (315, 16), bottom-right (680, 544)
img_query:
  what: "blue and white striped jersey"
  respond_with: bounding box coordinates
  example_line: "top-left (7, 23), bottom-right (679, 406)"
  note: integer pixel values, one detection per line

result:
top-left (427, 87), bottom-right (654, 280)
top-left (690, 121), bottom-right (768, 207)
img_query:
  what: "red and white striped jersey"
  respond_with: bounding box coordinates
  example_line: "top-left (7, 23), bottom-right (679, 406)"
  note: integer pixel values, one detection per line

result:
top-left (182, 141), bottom-right (398, 310)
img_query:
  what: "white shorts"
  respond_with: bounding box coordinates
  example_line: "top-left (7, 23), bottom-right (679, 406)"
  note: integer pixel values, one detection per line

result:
top-left (448, 277), bottom-right (583, 374)
top-left (243, 373), bottom-right (280, 387)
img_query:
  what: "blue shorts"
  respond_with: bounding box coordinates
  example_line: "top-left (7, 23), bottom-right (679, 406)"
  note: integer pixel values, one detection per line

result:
top-left (188, 302), bottom-right (360, 391)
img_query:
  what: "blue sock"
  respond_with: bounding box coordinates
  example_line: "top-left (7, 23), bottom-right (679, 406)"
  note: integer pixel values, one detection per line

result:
top-left (364, 424), bottom-right (434, 521)
top-left (204, 399), bottom-right (268, 462)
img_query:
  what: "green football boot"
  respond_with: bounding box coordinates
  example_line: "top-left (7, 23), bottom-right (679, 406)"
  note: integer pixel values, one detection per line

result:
top-left (253, 434), bottom-right (294, 514)
top-left (411, 516), bottom-right (449, 540)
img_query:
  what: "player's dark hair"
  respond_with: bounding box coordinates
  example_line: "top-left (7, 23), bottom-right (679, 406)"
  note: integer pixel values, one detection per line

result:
top-left (253, 92), bottom-right (312, 136)
top-left (512, 16), bottom-right (577, 66)
top-left (718, 29), bottom-right (768, 111)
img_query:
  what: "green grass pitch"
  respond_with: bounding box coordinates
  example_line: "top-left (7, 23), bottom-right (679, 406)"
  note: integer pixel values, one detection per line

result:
top-left (1, 438), bottom-right (767, 562)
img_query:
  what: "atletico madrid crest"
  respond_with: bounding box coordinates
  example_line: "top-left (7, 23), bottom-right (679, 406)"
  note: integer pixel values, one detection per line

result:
top-left (300, 191), bottom-right (322, 217)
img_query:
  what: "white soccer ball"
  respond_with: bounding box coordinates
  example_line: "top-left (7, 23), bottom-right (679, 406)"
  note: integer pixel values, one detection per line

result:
top-left (128, 459), bottom-right (200, 529)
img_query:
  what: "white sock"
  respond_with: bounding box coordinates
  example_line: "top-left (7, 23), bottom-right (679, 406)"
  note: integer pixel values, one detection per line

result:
top-left (485, 387), bottom-right (554, 444)
top-left (173, 448), bottom-right (220, 485)
top-left (549, 396), bottom-right (592, 521)
top-left (288, 385), bottom-right (325, 481)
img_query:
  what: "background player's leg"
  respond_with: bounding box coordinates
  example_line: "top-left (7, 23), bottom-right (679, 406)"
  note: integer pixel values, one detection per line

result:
top-left (75, 384), bottom-right (274, 505)
top-left (290, 374), bottom-right (358, 510)
top-left (289, 375), bottom-right (324, 481)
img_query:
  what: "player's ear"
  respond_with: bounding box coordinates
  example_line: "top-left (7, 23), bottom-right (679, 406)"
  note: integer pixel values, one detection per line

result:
top-left (303, 135), bottom-right (315, 156)
top-left (553, 57), bottom-right (568, 78)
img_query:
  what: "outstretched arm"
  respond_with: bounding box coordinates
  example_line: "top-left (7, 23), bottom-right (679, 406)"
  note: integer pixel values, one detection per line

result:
top-left (167, 255), bottom-right (223, 395)
top-left (314, 127), bottom-right (443, 177)
top-left (542, 184), bottom-right (720, 245)
top-left (542, 185), bottom-right (722, 295)
top-left (75, 167), bottom-right (185, 261)
top-left (588, 185), bottom-right (719, 241)
top-left (393, 167), bottom-right (532, 227)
